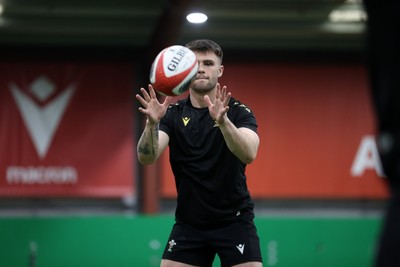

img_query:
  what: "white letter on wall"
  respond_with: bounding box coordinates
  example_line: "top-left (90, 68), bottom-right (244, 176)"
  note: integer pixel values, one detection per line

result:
top-left (351, 135), bottom-right (385, 177)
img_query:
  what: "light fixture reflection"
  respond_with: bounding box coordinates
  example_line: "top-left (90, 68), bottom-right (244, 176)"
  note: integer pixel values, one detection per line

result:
top-left (186, 12), bottom-right (208, 24)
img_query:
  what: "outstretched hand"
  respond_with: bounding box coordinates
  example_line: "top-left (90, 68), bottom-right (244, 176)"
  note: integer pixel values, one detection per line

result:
top-left (204, 83), bottom-right (231, 125)
top-left (136, 84), bottom-right (172, 125)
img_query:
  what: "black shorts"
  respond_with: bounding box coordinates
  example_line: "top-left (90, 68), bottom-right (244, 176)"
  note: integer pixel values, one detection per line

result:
top-left (162, 218), bottom-right (262, 267)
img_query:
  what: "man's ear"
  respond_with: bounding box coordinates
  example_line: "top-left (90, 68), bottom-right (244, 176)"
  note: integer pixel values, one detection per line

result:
top-left (218, 65), bottom-right (224, 77)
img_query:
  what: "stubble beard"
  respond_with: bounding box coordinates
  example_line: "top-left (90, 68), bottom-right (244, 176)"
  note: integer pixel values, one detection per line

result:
top-left (190, 79), bottom-right (216, 94)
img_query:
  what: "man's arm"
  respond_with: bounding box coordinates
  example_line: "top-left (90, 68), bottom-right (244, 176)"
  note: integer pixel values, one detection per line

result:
top-left (136, 85), bottom-right (171, 165)
top-left (204, 84), bottom-right (259, 164)
top-left (137, 120), bottom-right (169, 165)
top-left (218, 120), bottom-right (259, 164)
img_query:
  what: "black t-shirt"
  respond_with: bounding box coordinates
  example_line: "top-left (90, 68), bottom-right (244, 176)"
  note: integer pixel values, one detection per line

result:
top-left (159, 96), bottom-right (258, 229)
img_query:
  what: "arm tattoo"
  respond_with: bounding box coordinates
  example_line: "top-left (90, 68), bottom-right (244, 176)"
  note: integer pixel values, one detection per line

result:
top-left (138, 123), bottom-right (159, 156)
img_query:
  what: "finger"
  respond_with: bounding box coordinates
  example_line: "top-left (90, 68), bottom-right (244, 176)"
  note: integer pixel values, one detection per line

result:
top-left (136, 94), bottom-right (149, 107)
top-left (220, 86), bottom-right (226, 100)
top-left (224, 92), bottom-right (231, 106)
top-left (219, 85), bottom-right (228, 103)
top-left (140, 87), bottom-right (151, 101)
top-left (163, 96), bottom-right (173, 106)
top-left (138, 107), bottom-right (149, 116)
top-left (204, 95), bottom-right (213, 108)
top-left (222, 86), bottom-right (227, 96)
top-left (216, 83), bottom-right (221, 99)
top-left (148, 84), bottom-right (157, 99)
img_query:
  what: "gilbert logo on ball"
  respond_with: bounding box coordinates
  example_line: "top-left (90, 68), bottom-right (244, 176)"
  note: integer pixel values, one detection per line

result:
top-left (150, 45), bottom-right (199, 96)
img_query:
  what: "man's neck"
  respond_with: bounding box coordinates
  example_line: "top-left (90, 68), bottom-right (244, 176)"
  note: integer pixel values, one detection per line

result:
top-left (189, 89), bottom-right (215, 108)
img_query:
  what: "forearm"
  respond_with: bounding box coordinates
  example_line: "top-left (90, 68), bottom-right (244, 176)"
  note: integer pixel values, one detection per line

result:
top-left (218, 118), bottom-right (259, 164)
top-left (137, 120), bottom-right (160, 165)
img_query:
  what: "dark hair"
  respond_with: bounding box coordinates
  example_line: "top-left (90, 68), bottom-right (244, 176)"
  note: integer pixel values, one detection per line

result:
top-left (185, 39), bottom-right (223, 63)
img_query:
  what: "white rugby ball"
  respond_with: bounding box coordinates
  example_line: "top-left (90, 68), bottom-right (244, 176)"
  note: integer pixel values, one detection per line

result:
top-left (149, 45), bottom-right (199, 96)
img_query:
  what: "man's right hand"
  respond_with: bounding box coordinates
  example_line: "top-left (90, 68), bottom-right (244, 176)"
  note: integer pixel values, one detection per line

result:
top-left (136, 84), bottom-right (172, 125)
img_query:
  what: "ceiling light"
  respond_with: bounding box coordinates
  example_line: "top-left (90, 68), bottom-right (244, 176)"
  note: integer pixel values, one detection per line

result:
top-left (186, 12), bottom-right (208, 24)
top-left (329, 9), bottom-right (367, 22)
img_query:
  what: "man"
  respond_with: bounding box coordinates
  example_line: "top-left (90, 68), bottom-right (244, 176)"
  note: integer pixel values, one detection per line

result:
top-left (136, 39), bottom-right (263, 267)
top-left (362, 1), bottom-right (400, 266)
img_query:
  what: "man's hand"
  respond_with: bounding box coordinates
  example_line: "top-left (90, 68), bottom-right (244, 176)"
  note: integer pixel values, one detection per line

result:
top-left (204, 83), bottom-right (231, 125)
top-left (136, 84), bottom-right (172, 125)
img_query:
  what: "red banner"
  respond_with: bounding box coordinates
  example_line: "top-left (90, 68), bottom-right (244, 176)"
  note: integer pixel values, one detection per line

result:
top-left (0, 62), bottom-right (135, 197)
top-left (161, 63), bottom-right (388, 199)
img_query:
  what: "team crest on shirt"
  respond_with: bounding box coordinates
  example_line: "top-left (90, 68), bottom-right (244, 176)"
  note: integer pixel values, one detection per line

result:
top-left (182, 117), bottom-right (190, 126)
top-left (167, 239), bottom-right (177, 252)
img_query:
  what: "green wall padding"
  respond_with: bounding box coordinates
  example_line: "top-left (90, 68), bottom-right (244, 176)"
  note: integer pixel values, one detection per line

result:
top-left (0, 215), bottom-right (382, 267)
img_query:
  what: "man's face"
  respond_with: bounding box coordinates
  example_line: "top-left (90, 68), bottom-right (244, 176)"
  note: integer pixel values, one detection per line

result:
top-left (190, 50), bottom-right (224, 94)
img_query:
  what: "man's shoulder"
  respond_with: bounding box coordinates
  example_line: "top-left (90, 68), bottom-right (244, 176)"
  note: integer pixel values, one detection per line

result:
top-left (229, 98), bottom-right (253, 114)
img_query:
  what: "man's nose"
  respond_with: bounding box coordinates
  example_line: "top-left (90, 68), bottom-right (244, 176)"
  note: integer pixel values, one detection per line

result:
top-left (197, 63), bottom-right (205, 73)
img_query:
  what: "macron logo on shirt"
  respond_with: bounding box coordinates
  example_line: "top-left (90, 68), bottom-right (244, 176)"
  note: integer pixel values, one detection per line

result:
top-left (236, 244), bottom-right (245, 254)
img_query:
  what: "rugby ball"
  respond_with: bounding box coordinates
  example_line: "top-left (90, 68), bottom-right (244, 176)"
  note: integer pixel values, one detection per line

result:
top-left (149, 45), bottom-right (199, 96)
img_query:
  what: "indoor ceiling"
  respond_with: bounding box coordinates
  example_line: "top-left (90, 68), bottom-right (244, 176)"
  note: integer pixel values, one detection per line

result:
top-left (0, 0), bottom-right (367, 56)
